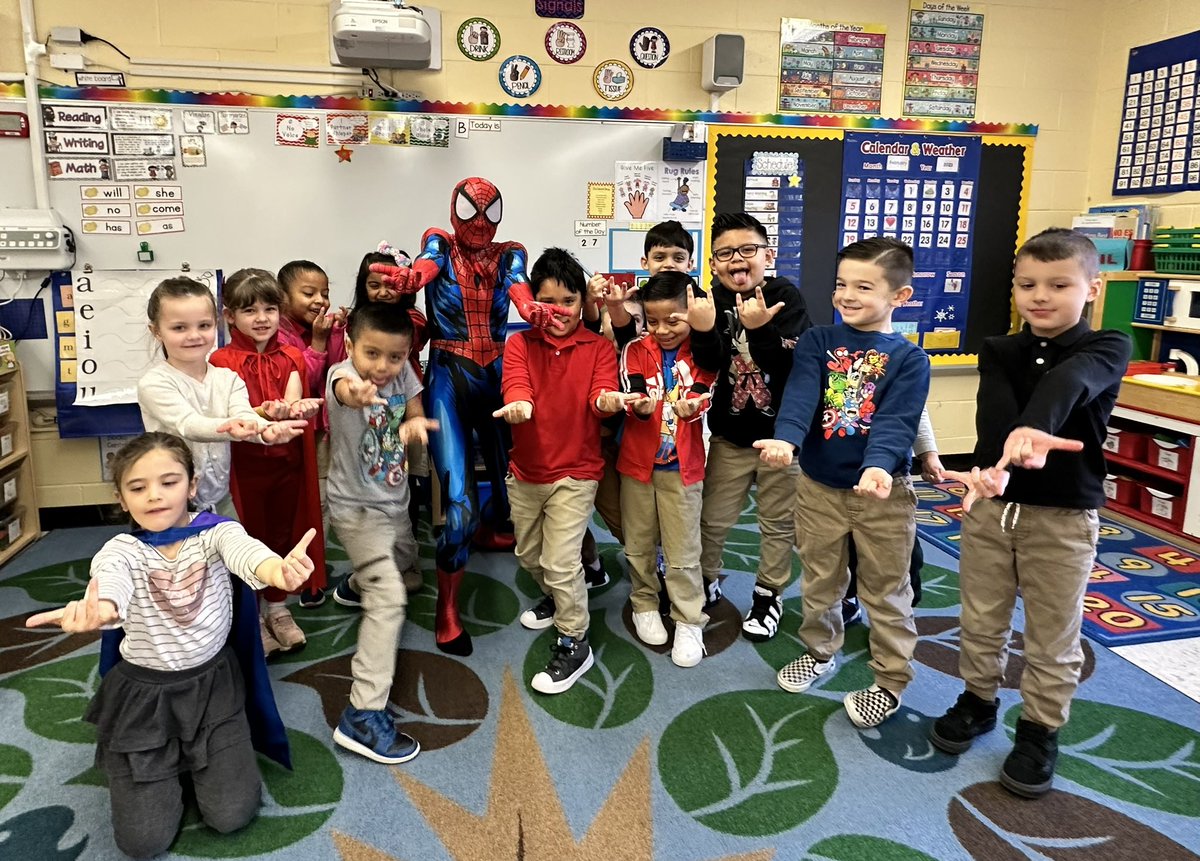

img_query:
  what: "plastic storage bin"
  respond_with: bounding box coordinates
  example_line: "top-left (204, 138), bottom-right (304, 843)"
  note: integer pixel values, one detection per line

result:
top-left (1148, 437), bottom-right (1193, 477)
top-left (0, 506), bottom-right (22, 552)
top-left (1103, 473), bottom-right (1138, 507)
top-left (1151, 227), bottom-right (1200, 274)
top-left (1103, 426), bottom-right (1148, 460)
top-left (0, 422), bottom-right (16, 460)
top-left (1141, 487), bottom-right (1184, 530)
top-left (0, 464), bottom-right (18, 510)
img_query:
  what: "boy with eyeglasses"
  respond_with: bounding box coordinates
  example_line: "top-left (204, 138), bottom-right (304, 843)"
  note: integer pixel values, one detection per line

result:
top-left (689, 212), bottom-right (811, 641)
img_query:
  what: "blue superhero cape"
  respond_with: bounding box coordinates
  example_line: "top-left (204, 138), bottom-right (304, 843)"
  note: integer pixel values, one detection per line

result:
top-left (98, 511), bottom-right (291, 769)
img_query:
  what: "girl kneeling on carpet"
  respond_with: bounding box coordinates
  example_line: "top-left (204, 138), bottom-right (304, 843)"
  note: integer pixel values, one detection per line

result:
top-left (26, 432), bottom-right (316, 859)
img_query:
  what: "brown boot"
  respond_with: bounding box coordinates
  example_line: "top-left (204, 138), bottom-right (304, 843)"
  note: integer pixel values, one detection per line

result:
top-left (266, 607), bottom-right (307, 652)
top-left (260, 616), bottom-right (283, 659)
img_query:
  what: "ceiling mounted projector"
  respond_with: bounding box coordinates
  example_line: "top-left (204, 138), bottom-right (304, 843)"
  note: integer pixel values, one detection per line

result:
top-left (329, 0), bottom-right (442, 70)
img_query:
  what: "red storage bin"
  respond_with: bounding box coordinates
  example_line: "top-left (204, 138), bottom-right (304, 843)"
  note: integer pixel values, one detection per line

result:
top-left (1140, 486), bottom-right (1185, 529)
top-left (1103, 474), bottom-right (1138, 507)
top-left (1103, 426), bottom-right (1148, 460)
top-left (1148, 437), bottom-right (1193, 477)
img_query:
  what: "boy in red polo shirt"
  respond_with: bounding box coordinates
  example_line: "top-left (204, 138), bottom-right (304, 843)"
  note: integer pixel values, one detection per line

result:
top-left (497, 247), bottom-right (634, 694)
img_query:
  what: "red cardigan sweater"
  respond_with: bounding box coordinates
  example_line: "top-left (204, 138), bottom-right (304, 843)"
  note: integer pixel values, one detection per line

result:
top-left (617, 333), bottom-right (715, 486)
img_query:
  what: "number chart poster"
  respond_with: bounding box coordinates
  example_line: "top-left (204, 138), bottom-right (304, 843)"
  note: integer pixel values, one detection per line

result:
top-left (1112, 31), bottom-right (1200, 195)
top-left (903, 1), bottom-right (984, 119)
top-left (744, 151), bottom-right (804, 285)
top-left (839, 132), bottom-right (980, 352)
top-left (778, 18), bottom-right (887, 115)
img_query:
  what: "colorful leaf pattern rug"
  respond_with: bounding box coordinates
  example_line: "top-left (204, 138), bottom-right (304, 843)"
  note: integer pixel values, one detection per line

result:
top-left (1, 503), bottom-right (1198, 860)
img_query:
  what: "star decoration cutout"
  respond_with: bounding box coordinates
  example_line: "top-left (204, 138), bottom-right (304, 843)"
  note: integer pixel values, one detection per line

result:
top-left (335, 145), bottom-right (353, 163)
top-left (787, 174), bottom-right (801, 187)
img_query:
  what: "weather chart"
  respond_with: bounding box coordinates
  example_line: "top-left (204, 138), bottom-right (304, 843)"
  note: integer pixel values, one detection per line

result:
top-left (839, 132), bottom-right (980, 352)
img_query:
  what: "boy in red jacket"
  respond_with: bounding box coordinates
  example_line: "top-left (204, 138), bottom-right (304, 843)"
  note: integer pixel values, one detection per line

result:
top-left (618, 271), bottom-right (718, 668)
top-left (497, 248), bottom-right (634, 694)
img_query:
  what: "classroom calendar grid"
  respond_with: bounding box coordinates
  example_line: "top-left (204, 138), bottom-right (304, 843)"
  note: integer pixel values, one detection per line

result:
top-left (1113, 31), bottom-right (1200, 195)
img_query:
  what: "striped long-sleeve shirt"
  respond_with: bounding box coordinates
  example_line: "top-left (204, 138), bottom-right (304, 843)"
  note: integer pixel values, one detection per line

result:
top-left (94, 519), bottom-right (275, 671)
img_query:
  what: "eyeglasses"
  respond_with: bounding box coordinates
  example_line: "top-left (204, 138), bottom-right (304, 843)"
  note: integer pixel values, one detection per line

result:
top-left (712, 243), bottom-right (769, 262)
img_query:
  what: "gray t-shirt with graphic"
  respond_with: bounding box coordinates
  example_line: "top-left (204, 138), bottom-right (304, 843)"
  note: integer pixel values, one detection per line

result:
top-left (326, 358), bottom-right (423, 514)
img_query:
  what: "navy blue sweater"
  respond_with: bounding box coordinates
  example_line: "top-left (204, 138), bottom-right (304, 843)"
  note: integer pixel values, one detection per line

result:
top-left (774, 324), bottom-right (931, 489)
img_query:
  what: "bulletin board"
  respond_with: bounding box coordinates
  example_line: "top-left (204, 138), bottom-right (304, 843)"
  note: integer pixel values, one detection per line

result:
top-left (707, 125), bottom-right (1033, 363)
top-left (0, 86), bottom-right (703, 407)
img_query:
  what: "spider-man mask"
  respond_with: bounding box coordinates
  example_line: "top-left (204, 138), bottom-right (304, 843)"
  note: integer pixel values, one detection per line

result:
top-left (450, 177), bottom-right (502, 251)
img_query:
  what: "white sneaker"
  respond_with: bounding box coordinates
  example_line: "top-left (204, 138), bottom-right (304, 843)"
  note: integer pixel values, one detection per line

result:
top-left (671, 622), bottom-right (706, 668)
top-left (633, 610), bottom-right (668, 645)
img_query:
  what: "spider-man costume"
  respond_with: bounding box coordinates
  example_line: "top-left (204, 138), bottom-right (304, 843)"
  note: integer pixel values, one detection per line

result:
top-left (374, 178), bottom-right (566, 656)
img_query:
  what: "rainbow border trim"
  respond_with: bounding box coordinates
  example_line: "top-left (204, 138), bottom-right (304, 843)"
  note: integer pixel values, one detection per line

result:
top-left (1, 84), bottom-right (1037, 136)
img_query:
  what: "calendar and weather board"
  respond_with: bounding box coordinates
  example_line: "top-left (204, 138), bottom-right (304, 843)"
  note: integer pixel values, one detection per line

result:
top-left (838, 131), bottom-right (981, 352)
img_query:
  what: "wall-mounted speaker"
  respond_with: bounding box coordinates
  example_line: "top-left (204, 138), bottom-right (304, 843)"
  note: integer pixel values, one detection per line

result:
top-left (701, 34), bottom-right (745, 92)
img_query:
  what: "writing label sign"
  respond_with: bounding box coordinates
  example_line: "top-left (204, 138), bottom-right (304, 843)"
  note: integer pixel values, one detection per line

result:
top-left (535, 0), bottom-right (583, 18)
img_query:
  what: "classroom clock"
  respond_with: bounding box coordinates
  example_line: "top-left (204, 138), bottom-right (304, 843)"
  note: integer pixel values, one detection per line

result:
top-left (0, 111), bottom-right (30, 137)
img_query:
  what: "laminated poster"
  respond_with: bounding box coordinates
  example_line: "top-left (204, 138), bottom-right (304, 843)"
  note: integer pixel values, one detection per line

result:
top-left (903, 1), bottom-right (984, 119)
top-left (779, 18), bottom-right (886, 115)
top-left (1112, 31), bottom-right (1200, 194)
top-left (615, 161), bottom-right (657, 220)
top-left (839, 131), bottom-right (981, 352)
top-left (746, 152), bottom-right (804, 284)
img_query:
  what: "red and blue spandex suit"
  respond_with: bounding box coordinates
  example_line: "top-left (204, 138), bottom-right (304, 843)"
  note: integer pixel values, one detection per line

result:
top-left (375, 177), bottom-right (566, 656)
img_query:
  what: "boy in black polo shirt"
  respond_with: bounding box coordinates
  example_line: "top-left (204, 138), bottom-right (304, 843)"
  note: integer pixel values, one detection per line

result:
top-left (929, 228), bottom-right (1131, 798)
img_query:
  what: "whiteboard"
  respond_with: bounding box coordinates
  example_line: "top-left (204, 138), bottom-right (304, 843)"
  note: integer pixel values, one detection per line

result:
top-left (0, 96), bottom-right (708, 395)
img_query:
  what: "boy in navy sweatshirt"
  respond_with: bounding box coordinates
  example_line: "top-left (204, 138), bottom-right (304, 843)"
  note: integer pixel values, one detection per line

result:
top-left (930, 229), bottom-right (1130, 798)
top-left (757, 237), bottom-right (929, 729)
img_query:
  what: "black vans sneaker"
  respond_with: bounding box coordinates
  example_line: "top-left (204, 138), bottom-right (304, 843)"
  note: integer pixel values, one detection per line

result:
top-left (841, 597), bottom-right (862, 627)
top-left (531, 634), bottom-right (594, 694)
top-left (930, 690), bottom-right (1000, 754)
top-left (1000, 718), bottom-right (1059, 798)
top-left (741, 585), bottom-right (782, 642)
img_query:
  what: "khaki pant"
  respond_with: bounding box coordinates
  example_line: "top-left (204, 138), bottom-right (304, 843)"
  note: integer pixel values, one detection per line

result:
top-left (795, 471), bottom-right (918, 693)
top-left (621, 471), bottom-right (707, 626)
top-left (329, 505), bottom-right (414, 712)
top-left (506, 474), bottom-right (597, 639)
top-left (958, 497), bottom-right (1099, 728)
top-left (700, 436), bottom-right (800, 591)
top-left (593, 435), bottom-right (624, 543)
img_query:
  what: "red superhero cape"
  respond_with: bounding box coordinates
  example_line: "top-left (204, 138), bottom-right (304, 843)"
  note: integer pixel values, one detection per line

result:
top-left (210, 331), bottom-right (326, 590)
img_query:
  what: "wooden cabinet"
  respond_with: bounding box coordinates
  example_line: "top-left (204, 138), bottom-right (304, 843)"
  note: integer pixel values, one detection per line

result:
top-left (0, 362), bottom-right (41, 566)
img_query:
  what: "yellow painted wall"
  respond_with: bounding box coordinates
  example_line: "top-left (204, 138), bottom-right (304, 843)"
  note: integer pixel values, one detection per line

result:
top-left (0, 0), bottom-right (1140, 487)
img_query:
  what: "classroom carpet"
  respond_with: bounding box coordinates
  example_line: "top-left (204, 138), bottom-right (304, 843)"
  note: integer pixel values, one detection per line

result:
top-left (1, 500), bottom-right (1198, 861)
top-left (915, 480), bottom-right (1200, 646)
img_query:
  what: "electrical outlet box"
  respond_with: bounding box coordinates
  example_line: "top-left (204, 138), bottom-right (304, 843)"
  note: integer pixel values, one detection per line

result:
top-left (49, 53), bottom-right (86, 71)
top-left (49, 26), bottom-right (84, 45)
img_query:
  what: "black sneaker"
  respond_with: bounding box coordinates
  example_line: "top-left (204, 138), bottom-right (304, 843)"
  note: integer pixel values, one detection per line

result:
top-left (531, 634), bottom-right (594, 694)
top-left (584, 558), bottom-right (609, 590)
top-left (741, 585), bottom-right (782, 642)
top-left (298, 586), bottom-right (326, 608)
top-left (930, 690), bottom-right (999, 754)
top-left (1000, 718), bottom-right (1059, 798)
top-left (841, 597), bottom-right (862, 627)
top-left (519, 594), bottom-right (556, 630)
top-left (656, 550), bottom-right (671, 616)
top-left (333, 575), bottom-right (362, 609)
top-left (702, 577), bottom-right (724, 614)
